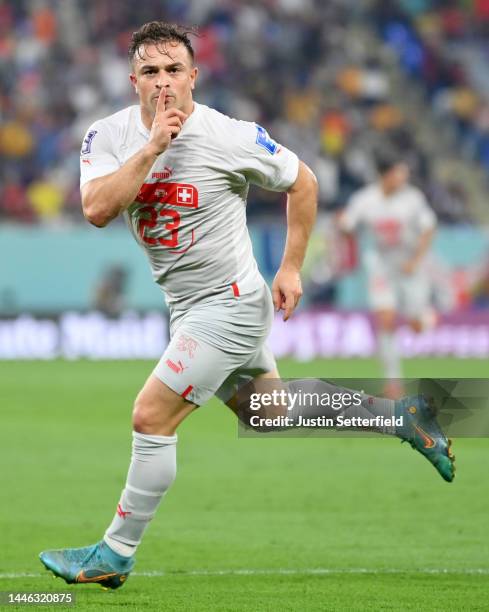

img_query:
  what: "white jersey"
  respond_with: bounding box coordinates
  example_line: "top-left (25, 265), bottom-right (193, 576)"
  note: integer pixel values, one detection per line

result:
top-left (341, 182), bottom-right (436, 267)
top-left (80, 102), bottom-right (299, 309)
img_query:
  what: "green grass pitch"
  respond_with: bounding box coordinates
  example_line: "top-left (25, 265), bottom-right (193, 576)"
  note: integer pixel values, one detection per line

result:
top-left (1, 358), bottom-right (488, 611)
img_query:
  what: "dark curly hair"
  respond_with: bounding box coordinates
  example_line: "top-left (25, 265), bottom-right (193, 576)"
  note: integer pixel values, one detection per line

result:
top-left (128, 21), bottom-right (197, 65)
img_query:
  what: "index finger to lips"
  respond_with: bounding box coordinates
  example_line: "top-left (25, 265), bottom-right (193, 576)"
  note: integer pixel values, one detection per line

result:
top-left (156, 90), bottom-right (167, 113)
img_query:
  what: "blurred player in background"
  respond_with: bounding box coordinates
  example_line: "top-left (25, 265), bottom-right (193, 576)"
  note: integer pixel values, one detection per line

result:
top-left (339, 152), bottom-right (437, 398)
top-left (39, 22), bottom-right (454, 592)
top-left (93, 264), bottom-right (129, 317)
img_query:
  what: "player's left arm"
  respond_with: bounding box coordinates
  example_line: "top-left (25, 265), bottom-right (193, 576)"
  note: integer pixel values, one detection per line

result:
top-left (272, 160), bottom-right (318, 321)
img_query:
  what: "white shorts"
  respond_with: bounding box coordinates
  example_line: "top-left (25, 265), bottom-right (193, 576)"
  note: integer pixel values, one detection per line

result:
top-left (367, 268), bottom-right (431, 318)
top-left (153, 283), bottom-right (276, 406)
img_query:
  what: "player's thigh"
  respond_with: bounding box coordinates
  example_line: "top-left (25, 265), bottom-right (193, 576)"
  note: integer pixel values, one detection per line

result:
top-left (367, 271), bottom-right (397, 315)
top-left (399, 273), bottom-right (431, 322)
top-left (133, 373), bottom-right (196, 435)
top-left (374, 308), bottom-right (397, 331)
top-left (153, 328), bottom-right (243, 409)
top-left (222, 344), bottom-right (289, 419)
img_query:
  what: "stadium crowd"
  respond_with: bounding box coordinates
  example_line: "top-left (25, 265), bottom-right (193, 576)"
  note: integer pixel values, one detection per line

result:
top-left (373, 0), bottom-right (489, 174)
top-left (0, 0), bottom-right (485, 224)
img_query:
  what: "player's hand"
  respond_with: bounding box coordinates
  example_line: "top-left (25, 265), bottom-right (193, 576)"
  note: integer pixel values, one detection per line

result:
top-left (402, 258), bottom-right (418, 275)
top-left (272, 266), bottom-right (303, 321)
top-left (147, 90), bottom-right (188, 156)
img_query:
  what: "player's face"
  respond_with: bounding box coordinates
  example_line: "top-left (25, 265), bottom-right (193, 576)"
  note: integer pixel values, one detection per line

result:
top-left (130, 41), bottom-right (198, 118)
top-left (381, 163), bottom-right (410, 193)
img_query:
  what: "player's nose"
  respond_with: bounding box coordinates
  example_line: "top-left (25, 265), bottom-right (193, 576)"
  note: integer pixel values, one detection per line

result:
top-left (155, 83), bottom-right (170, 99)
top-left (156, 74), bottom-right (171, 89)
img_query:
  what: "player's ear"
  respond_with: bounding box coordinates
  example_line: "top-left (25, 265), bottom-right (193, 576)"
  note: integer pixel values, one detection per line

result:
top-left (190, 66), bottom-right (198, 90)
top-left (129, 73), bottom-right (138, 94)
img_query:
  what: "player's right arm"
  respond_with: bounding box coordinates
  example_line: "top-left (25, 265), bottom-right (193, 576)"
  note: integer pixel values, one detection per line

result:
top-left (81, 92), bottom-right (187, 228)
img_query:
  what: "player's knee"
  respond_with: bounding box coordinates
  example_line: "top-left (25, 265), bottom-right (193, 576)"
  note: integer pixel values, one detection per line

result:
top-left (132, 385), bottom-right (191, 434)
top-left (132, 398), bottom-right (153, 433)
top-left (132, 391), bottom-right (167, 433)
top-left (409, 319), bottom-right (423, 333)
top-left (377, 310), bottom-right (396, 331)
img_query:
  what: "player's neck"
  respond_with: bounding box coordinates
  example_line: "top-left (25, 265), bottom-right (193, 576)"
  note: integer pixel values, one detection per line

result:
top-left (380, 182), bottom-right (400, 197)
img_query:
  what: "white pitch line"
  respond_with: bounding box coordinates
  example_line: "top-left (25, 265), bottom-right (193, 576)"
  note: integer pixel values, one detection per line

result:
top-left (0, 573), bottom-right (43, 579)
top-left (136, 568), bottom-right (489, 577)
top-left (2, 568), bottom-right (489, 579)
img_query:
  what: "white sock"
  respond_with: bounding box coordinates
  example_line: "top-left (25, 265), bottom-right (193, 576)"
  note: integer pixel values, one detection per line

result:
top-left (378, 331), bottom-right (402, 380)
top-left (104, 432), bottom-right (177, 557)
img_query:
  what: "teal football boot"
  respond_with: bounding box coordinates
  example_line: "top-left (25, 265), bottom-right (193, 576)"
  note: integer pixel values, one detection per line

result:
top-left (396, 394), bottom-right (455, 482)
top-left (39, 541), bottom-right (134, 589)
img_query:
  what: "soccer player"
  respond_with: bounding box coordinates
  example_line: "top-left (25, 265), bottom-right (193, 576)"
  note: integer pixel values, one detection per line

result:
top-left (39, 23), bottom-right (454, 590)
top-left (339, 153), bottom-right (437, 399)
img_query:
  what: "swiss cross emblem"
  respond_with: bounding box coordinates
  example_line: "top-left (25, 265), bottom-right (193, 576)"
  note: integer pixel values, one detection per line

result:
top-left (176, 333), bottom-right (198, 358)
top-left (177, 186), bottom-right (193, 205)
top-left (136, 182), bottom-right (198, 208)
